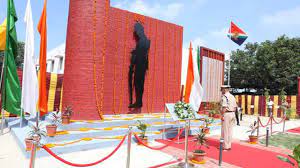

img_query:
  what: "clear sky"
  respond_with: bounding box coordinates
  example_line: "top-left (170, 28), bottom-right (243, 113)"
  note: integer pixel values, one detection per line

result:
top-left (0, 0), bottom-right (300, 58)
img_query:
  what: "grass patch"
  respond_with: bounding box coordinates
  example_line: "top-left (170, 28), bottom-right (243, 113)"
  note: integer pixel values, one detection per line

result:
top-left (260, 133), bottom-right (300, 150)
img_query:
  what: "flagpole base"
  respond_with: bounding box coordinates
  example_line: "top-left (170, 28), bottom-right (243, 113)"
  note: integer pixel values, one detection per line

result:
top-left (177, 162), bottom-right (195, 168)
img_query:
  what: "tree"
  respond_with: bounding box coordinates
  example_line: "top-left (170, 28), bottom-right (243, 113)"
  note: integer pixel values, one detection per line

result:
top-left (230, 35), bottom-right (300, 95)
top-left (0, 41), bottom-right (24, 75)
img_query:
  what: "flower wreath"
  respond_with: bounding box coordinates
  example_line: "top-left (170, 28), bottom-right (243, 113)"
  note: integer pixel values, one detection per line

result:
top-left (174, 101), bottom-right (195, 120)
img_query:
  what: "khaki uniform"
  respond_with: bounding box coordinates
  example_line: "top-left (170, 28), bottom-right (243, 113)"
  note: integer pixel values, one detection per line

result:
top-left (221, 92), bottom-right (237, 149)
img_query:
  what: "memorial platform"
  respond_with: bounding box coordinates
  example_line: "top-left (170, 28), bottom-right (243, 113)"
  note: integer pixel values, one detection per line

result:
top-left (9, 113), bottom-right (221, 158)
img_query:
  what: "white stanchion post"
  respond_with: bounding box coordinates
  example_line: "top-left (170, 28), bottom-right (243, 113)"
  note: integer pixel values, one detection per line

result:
top-left (270, 112), bottom-right (273, 136)
top-left (29, 134), bottom-right (39, 168)
top-left (1, 109), bottom-right (5, 135)
top-left (183, 120), bottom-right (194, 168)
top-left (126, 127), bottom-right (132, 168)
top-left (283, 111), bottom-right (286, 133)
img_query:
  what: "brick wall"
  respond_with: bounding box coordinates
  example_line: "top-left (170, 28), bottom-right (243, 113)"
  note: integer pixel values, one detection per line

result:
top-left (62, 0), bottom-right (183, 120)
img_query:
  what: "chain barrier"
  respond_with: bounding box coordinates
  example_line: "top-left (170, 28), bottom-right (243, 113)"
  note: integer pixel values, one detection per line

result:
top-left (133, 128), bottom-right (185, 150)
top-left (41, 135), bottom-right (127, 167)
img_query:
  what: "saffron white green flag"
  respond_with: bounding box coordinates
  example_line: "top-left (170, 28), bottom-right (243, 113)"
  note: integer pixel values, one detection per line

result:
top-left (21, 0), bottom-right (38, 118)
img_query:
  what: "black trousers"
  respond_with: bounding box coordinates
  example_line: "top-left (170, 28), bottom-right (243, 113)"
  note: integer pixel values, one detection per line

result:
top-left (235, 110), bottom-right (240, 125)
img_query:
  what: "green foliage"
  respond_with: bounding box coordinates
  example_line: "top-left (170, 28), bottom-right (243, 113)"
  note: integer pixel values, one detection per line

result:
top-left (174, 101), bottom-right (195, 120)
top-left (195, 129), bottom-right (209, 151)
top-left (209, 102), bottom-right (220, 114)
top-left (246, 121), bottom-right (257, 136)
top-left (194, 149), bottom-right (206, 154)
top-left (277, 144), bottom-right (300, 167)
top-left (63, 105), bottom-right (73, 117)
top-left (0, 41), bottom-right (25, 75)
top-left (136, 120), bottom-right (147, 139)
top-left (230, 35), bottom-right (300, 95)
top-left (279, 88), bottom-right (287, 103)
top-left (27, 124), bottom-right (47, 139)
top-left (285, 108), bottom-right (292, 119)
top-left (50, 112), bottom-right (61, 126)
top-left (264, 88), bottom-right (270, 102)
top-left (204, 118), bottom-right (214, 128)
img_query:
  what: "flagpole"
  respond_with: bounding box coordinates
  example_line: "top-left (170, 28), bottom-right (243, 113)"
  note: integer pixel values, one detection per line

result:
top-left (228, 21), bottom-right (231, 86)
top-left (1, 60), bottom-right (6, 135)
top-left (228, 54), bottom-right (231, 86)
top-left (1, 0), bottom-right (11, 135)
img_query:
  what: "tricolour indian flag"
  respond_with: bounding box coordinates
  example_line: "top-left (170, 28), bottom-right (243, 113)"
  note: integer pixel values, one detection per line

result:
top-left (184, 42), bottom-right (203, 111)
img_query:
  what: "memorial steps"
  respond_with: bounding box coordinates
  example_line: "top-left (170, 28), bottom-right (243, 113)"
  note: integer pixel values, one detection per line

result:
top-left (9, 113), bottom-right (221, 158)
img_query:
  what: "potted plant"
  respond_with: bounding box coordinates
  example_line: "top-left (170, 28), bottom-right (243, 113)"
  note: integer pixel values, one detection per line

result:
top-left (192, 129), bottom-right (209, 163)
top-left (247, 121), bottom-right (258, 143)
top-left (208, 110), bottom-right (215, 117)
top-left (46, 112), bottom-right (61, 137)
top-left (203, 118), bottom-right (214, 134)
top-left (62, 106), bottom-right (73, 125)
top-left (285, 108), bottom-right (292, 120)
top-left (25, 124), bottom-right (47, 151)
top-left (136, 120), bottom-right (148, 145)
top-left (209, 102), bottom-right (221, 118)
top-left (277, 144), bottom-right (300, 168)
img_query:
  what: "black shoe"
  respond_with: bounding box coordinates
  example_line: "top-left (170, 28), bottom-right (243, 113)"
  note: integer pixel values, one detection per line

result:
top-left (128, 103), bottom-right (143, 108)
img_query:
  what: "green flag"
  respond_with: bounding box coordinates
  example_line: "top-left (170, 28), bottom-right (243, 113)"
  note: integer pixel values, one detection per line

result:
top-left (197, 46), bottom-right (201, 74)
top-left (2, 0), bottom-right (21, 116)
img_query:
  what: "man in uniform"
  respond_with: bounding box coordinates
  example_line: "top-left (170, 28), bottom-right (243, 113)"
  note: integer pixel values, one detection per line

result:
top-left (220, 85), bottom-right (237, 150)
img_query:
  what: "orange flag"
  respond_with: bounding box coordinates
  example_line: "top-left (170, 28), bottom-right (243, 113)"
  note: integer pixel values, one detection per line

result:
top-left (37, 0), bottom-right (48, 116)
top-left (184, 42), bottom-right (194, 103)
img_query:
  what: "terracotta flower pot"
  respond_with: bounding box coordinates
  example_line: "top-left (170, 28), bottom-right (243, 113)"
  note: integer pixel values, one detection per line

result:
top-left (193, 152), bottom-right (206, 162)
top-left (25, 138), bottom-right (33, 151)
top-left (46, 125), bottom-right (57, 137)
top-left (62, 115), bottom-right (71, 125)
top-left (202, 127), bottom-right (210, 134)
top-left (137, 136), bottom-right (148, 145)
top-left (249, 135), bottom-right (258, 143)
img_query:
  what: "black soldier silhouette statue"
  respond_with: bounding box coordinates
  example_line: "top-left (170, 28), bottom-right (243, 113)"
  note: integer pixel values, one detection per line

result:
top-left (128, 22), bottom-right (151, 108)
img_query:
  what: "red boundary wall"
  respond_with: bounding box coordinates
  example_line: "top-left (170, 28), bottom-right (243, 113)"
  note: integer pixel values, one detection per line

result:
top-left (62, 0), bottom-right (183, 120)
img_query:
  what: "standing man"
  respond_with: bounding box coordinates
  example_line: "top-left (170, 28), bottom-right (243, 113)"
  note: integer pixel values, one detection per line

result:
top-left (220, 85), bottom-right (237, 150)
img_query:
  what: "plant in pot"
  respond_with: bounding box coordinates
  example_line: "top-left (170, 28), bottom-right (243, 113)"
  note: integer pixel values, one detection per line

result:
top-left (246, 121), bottom-right (258, 144)
top-left (136, 120), bottom-right (148, 145)
top-left (192, 128), bottom-right (209, 163)
top-left (209, 102), bottom-right (221, 118)
top-left (62, 106), bottom-right (73, 125)
top-left (25, 124), bottom-right (47, 151)
top-left (277, 144), bottom-right (300, 168)
top-left (46, 112), bottom-right (61, 137)
top-left (285, 108), bottom-right (292, 120)
top-left (203, 118), bottom-right (214, 134)
top-left (208, 110), bottom-right (215, 117)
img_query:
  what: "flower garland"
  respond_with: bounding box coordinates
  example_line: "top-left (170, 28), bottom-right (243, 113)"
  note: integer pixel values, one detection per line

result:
top-left (92, 0), bottom-right (109, 120)
top-left (174, 101), bottom-right (195, 120)
top-left (150, 22), bottom-right (158, 113)
top-left (92, 0), bottom-right (100, 119)
top-left (118, 13), bottom-right (129, 114)
top-left (162, 26), bottom-right (166, 102)
top-left (146, 20), bottom-right (152, 114)
top-left (112, 11), bottom-right (121, 115)
top-left (167, 26), bottom-right (171, 101)
top-left (173, 28), bottom-right (177, 102)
